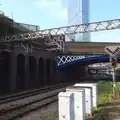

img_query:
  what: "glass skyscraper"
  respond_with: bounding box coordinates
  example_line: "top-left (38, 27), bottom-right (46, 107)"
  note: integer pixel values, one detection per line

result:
top-left (67, 0), bottom-right (90, 42)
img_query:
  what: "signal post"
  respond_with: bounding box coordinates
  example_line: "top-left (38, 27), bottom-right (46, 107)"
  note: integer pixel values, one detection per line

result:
top-left (104, 46), bottom-right (120, 98)
top-left (110, 56), bottom-right (117, 98)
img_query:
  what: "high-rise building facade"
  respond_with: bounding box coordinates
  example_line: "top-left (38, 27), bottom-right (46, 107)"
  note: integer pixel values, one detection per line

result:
top-left (67, 0), bottom-right (90, 42)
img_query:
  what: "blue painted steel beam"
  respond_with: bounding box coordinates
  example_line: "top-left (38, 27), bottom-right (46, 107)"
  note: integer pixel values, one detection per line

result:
top-left (58, 55), bottom-right (120, 68)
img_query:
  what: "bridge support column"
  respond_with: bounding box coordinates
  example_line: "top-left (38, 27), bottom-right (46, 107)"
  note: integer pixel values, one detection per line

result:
top-left (49, 60), bottom-right (53, 85)
top-left (50, 59), bottom-right (57, 85)
top-left (53, 60), bottom-right (57, 84)
top-left (35, 58), bottom-right (39, 88)
top-left (10, 53), bottom-right (17, 92)
top-left (48, 60), bottom-right (52, 85)
top-left (25, 55), bottom-right (29, 89)
top-left (44, 60), bottom-right (47, 85)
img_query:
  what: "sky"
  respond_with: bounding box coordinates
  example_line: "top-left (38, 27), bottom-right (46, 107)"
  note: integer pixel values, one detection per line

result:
top-left (0, 0), bottom-right (120, 42)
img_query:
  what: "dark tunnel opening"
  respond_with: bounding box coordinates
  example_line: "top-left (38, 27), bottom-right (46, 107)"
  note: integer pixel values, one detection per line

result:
top-left (39, 57), bottom-right (44, 86)
top-left (17, 54), bottom-right (25, 91)
top-left (57, 65), bottom-right (78, 83)
top-left (58, 63), bottom-right (102, 83)
top-left (46, 59), bottom-right (51, 85)
top-left (0, 51), bottom-right (11, 94)
top-left (60, 60), bottom-right (116, 83)
top-left (29, 56), bottom-right (36, 89)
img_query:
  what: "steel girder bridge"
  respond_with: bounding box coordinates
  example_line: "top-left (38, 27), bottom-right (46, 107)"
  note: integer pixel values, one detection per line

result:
top-left (0, 19), bottom-right (120, 64)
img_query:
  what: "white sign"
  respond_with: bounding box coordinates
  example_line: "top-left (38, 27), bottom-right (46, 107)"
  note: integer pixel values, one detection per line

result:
top-left (104, 46), bottom-right (120, 56)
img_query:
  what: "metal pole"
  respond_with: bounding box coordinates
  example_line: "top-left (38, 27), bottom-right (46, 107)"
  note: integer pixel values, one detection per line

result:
top-left (112, 66), bottom-right (116, 98)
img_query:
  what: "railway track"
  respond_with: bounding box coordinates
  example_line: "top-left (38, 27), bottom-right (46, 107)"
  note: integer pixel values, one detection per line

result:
top-left (0, 83), bottom-right (68, 104)
top-left (0, 83), bottom-right (70, 120)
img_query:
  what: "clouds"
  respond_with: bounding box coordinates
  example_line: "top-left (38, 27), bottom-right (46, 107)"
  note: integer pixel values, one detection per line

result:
top-left (33, 0), bottom-right (68, 27)
top-left (1, 0), bottom-right (120, 43)
top-left (33, 0), bottom-right (120, 42)
top-left (1, 0), bottom-right (68, 28)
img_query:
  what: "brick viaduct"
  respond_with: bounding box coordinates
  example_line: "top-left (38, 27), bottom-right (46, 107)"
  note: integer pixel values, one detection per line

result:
top-left (0, 45), bottom-right (58, 94)
top-left (0, 41), bottom-right (119, 94)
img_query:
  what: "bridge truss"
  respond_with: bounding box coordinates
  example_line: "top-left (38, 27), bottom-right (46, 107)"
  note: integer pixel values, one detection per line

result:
top-left (0, 19), bottom-right (120, 52)
top-left (57, 54), bottom-right (103, 66)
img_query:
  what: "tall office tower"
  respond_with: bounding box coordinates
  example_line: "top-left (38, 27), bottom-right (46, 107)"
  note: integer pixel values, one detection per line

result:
top-left (67, 0), bottom-right (90, 42)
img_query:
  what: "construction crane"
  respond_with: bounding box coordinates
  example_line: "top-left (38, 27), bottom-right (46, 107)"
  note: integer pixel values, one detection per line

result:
top-left (0, 19), bottom-right (120, 52)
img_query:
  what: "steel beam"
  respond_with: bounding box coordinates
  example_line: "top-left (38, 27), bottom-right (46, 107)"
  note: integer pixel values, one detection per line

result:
top-left (1, 19), bottom-right (120, 51)
top-left (40, 19), bottom-right (120, 35)
top-left (57, 55), bottom-right (101, 66)
top-left (1, 19), bottom-right (120, 42)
